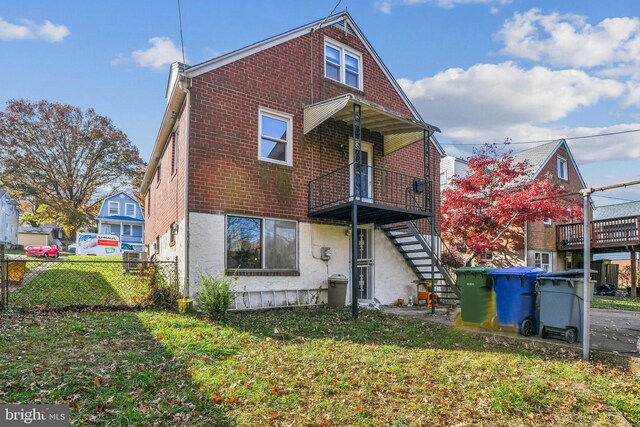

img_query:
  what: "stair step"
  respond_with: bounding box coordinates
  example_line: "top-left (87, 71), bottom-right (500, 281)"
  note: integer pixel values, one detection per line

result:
top-left (401, 249), bottom-right (427, 254)
top-left (388, 232), bottom-right (415, 239)
top-left (403, 255), bottom-right (430, 261)
top-left (381, 225), bottom-right (409, 231)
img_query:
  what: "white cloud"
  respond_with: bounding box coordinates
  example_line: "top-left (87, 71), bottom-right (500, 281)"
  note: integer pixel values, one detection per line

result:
top-left (131, 37), bottom-right (184, 69)
top-left (438, 123), bottom-right (640, 164)
top-left (114, 37), bottom-right (185, 70)
top-left (0, 17), bottom-right (69, 42)
top-left (375, 0), bottom-right (509, 13)
top-left (498, 9), bottom-right (640, 69)
top-left (399, 61), bottom-right (624, 128)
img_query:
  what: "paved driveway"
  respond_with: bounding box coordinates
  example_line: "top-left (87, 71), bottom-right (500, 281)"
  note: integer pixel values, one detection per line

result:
top-left (383, 306), bottom-right (640, 358)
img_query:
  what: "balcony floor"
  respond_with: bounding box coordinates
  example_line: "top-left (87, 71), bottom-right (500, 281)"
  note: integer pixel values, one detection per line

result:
top-left (309, 200), bottom-right (433, 225)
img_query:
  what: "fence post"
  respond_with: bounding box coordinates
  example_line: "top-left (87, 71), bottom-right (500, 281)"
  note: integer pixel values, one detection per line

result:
top-left (174, 256), bottom-right (180, 298)
top-left (0, 246), bottom-right (6, 309)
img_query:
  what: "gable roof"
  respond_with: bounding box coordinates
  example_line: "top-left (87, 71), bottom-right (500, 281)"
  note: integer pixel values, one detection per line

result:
top-left (593, 201), bottom-right (640, 221)
top-left (511, 139), bottom-right (587, 188)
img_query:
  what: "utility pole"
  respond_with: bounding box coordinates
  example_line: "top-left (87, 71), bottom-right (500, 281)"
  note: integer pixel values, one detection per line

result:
top-left (579, 188), bottom-right (592, 361)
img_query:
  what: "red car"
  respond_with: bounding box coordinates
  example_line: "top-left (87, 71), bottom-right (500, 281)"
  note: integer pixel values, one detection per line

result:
top-left (25, 245), bottom-right (60, 258)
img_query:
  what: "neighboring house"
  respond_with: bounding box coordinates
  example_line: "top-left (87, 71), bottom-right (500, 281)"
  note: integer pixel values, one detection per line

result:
top-left (588, 201), bottom-right (640, 289)
top-left (140, 12), bottom-right (450, 308)
top-left (96, 192), bottom-right (145, 251)
top-left (443, 139), bottom-right (586, 271)
top-left (18, 224), bottom-right (64, 247)
top-left (0, 190), bottom-right (19, 246)
top-left (440, 156), bottom-right (468, 191)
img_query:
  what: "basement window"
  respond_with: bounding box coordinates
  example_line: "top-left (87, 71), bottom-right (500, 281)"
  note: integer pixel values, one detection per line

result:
top-left (226, 215), bottom-right (298, 271)
top-left (325, 38), bottom-right (362, 90)
top-left (534, 252), bottom-right (551, 272)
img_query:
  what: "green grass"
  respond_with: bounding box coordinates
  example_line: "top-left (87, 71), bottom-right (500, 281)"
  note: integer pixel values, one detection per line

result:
top-left (0, 311), bottom-right (226, 425)
top-left (2, 308), bottom-right (637, 426)
top-left (592, 295), bottom-right (640, 312)
top-left (9, 256), bottom-right (161, 309)
top-left (4, 249), bottom-right (25, 255)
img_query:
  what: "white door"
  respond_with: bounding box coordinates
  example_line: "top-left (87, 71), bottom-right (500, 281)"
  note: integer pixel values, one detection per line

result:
top-left (349, 141), bottom-right (373, 202)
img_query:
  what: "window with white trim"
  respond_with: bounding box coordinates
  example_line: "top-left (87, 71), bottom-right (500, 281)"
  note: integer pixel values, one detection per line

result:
top-left (125, 203), bottom-right (136, 217)
top-left (543, 217), bottom-right (552, 226)
top-left (258, 109), bottom-right (292, 166)
top-left (480, 252), bottom-right (493, 261)
top-left (534, 251), bottom-right (552, 272)
top-left (325, 39), bottom-right (362, 90)
top-left (226, 215), bottom-right (298, 270)
top-left (108, 201), bottom-right (119, 216)
top-left (123, 224), bottom-right (131, 236)
top-left (557, 156), bottom-right (568, 180)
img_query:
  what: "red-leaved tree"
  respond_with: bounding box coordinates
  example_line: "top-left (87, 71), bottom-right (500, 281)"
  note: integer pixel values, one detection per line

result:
top-left (442, 143), bottom-right (582, 266)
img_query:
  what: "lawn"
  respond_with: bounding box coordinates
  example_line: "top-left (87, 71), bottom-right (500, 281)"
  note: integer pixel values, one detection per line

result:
top-left (8, 256), bottom-right (171, 309)
top-left (1, 308), bottom-right (638, 426)
top-left (592, 295), bottom-right (640, 312)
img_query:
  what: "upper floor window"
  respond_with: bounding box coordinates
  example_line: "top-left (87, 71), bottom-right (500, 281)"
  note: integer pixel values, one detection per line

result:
top-left (108, 201), bottom-right (119, 216)
top-left (156, 164), bottom-right (161, 184)
top-left (543, 217), bottom-right (552, 226)
top-left (146, 190), bottom-right (151, 217)
top-left (258, 108), bottom-right (293, 166)
top-left (125, 203), bottom-right (136, 217)
top-left (325, 39), bottom-right (362, 90)
top-left (171, 128), bottom-right (179, 175)
top-left (557, 156), bottom-right (568, 180)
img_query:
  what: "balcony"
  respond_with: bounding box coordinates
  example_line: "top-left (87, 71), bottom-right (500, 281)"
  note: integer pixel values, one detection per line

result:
top-left (308, 162), bottom-right (433, 224)
top-left (556, 215), bottom-right (640, 252)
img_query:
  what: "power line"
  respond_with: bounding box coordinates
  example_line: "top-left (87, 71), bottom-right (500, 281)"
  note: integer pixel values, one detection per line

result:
top-left (592, 194), bottom-right (638, 203)
top-left (439, 128), bottom-right (640, 146)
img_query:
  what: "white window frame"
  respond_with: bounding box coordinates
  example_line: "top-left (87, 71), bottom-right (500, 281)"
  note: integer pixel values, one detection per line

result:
top-left (557, 156), bottom-right (568, 181)
top-left (324, 38), bottom-right (363, 91)
top-left (225, 214), bottom-right (299, 271)
top-left (108, 201), bottom-right (119, 216)
top-left (480, 252), bottom-right (494, 261)
top-left (543, 217), bottom-right (553, 226)
top-left (534, 251), bottom-right (552, 272)
top-left (123, 224), bottom-right (132, 236)
top-left (258, 108), bottom-right (293, 166)
top-left (124, 203), bottom-right (136, 217)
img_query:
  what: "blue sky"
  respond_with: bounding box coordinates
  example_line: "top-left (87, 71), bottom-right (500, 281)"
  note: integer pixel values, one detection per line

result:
top-left (1, 0), bottom-right (639, 205)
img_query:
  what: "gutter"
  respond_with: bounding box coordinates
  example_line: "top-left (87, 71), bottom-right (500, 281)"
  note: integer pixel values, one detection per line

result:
top-left (181, 78), bottom-right (192, 297)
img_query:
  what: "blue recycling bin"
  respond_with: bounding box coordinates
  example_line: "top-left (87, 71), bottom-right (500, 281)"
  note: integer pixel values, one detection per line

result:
top-left (488, 267), bottom-right (545, 336)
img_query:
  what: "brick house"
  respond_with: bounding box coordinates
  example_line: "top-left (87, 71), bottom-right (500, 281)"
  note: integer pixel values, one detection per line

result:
top-left (140, 12), bottom-right (452, 311)
top-left (442, 139), bottom-right (586, 271)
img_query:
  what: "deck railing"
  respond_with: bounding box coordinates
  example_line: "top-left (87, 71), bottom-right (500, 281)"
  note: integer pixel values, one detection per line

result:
top-left (308, 162), bottom-right (432, 214)
top-left (556, 215), bottom-right (640, 250)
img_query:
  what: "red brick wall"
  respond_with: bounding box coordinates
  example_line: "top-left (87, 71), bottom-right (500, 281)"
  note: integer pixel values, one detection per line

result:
top-left (186, 23), bottom-right (441, 229)
top-left (144, 103), bottom-right (187, 246)
top-left (527, 146), bottom-right (585, 252)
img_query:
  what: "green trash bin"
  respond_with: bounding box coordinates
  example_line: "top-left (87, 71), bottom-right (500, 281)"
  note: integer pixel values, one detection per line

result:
top-left (454, 267), bottom-right (495, 329)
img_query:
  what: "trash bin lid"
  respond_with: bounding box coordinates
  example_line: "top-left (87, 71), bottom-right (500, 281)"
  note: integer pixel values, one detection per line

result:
top-left (488, 266), bottom-right (545, 277)
top-left (539, 269), bottom-right (596, 278)
top-left (328, 274), bottom-right (348, 284)
top-left (455, 266), bottom-right (494, 275)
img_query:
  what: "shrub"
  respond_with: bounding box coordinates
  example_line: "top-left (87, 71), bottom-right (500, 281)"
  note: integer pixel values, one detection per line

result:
top-left (195, 273), bottom-right (234, 322)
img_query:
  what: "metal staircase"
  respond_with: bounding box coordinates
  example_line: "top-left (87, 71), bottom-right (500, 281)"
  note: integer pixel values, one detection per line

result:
top-left (382, 220), bottom-right (461, 303)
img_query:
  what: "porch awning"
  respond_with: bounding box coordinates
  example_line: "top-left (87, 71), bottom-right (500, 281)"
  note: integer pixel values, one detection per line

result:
top-left (303, 94), bottom-right (440, 155)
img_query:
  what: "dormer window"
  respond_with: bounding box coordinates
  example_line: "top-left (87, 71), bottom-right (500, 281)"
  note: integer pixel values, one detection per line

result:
top-left (325, 39), bottom-right (362, 90)
top-left (125, 203), bottom-right (136, 217)
top-left (108, 201), bottom-right (119, 216)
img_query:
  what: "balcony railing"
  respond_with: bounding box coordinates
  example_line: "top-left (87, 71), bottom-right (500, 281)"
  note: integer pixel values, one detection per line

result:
top-left (308, 162), bottom-right (432, 215)
top-left (556, 215), bottom-right (640, 251)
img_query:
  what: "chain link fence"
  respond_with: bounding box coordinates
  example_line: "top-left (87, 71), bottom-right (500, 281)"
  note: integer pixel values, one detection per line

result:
top-left (0, 250), bottom-right (179, 311)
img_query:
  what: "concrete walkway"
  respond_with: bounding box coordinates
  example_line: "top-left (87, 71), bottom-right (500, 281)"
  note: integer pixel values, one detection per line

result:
top-left (382, 305), bottom-right (639, 358)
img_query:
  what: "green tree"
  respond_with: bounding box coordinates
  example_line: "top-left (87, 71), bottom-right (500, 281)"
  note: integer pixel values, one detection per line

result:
top-left (0, 99), bottom-right (145, 238)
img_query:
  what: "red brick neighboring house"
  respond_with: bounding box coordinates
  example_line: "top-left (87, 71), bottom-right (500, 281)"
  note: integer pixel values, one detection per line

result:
top-left (481, 139), bottom-right (587, 271)
top-left (140, 12), bottom-right (449, 309)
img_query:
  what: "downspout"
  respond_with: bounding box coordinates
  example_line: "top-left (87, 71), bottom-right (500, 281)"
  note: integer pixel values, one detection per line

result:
top-left (524, 222), bottom-right (528, 266)
top-left (179, 75), bottom-right (191, 297)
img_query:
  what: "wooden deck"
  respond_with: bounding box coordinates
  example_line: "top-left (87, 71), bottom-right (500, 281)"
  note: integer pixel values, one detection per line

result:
top-left (556, 215), bottom-right (640, 251)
